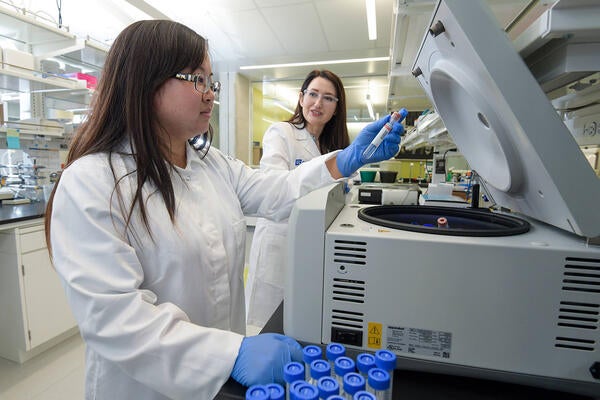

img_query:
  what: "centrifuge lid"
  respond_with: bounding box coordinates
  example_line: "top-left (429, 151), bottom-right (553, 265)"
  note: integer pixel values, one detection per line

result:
top-left (411, 0), bottom-right (600, 238)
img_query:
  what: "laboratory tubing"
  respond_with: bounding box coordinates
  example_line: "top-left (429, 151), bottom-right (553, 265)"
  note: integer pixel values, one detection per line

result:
top-left (303, 345), bottom-right (323, 380)
top-left (317, 376), bottom-right (340, 399)
top-left (292, 382), bottom-right (319, 400)
top-left (367, 368), bottom-right (391, 400)
top-left (342, 372), bottom-right (366, 400)
top-left (284, 362), bottom-right (306, 400)
top-left (352, 391), bottom-right (376, 400)
top-left (361, 108), bottom-right (408, 160)
top-left (374, 350), bottom-right (396, 397)
top-left (267, 383), bottom-right (285, 400)
top-left (245, 384), bottom-right (270, 400)
top-left (309, 359), bottom-right (331, 386)
top-left (356, 353), bottom-right (376, 380)
top-left (326, 343), bottom-right (346, 377)
top-left (334, 356), bottom-right (356, 388)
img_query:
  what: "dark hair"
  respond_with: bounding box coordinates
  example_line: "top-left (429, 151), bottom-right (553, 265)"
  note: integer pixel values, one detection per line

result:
top-left (45, 20), bottom-right (210, 247)
top-left (288, 70), bottom-right (350, 153)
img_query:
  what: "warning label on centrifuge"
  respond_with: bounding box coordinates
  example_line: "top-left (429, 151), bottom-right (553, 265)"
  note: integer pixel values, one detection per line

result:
top-left (386, 326), bottom-right (452, 359)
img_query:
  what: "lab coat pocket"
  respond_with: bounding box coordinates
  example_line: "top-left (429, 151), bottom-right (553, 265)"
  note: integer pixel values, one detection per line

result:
top-left (256, 231), bottom-right (287, 287)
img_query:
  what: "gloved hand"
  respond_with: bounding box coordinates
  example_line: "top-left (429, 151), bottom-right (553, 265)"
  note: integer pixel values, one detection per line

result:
top-left (231, 333), bottom-right (303, 387)
top-left (336, 108), bottom-right (407, 177)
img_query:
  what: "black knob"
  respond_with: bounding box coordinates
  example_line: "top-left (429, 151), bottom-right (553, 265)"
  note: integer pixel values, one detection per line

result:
top-left (412, 67), bottom-right (423, 77)
top-left (429, 20), bottom-right (445, 37)
top-left (590, 362), bottom-right (600, 379)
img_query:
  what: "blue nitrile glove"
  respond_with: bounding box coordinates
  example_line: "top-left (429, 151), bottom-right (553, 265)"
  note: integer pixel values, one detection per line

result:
top-left (336, 109), bottom-right (407, 177)
top-left (231, 333), bottom-right (304, 387)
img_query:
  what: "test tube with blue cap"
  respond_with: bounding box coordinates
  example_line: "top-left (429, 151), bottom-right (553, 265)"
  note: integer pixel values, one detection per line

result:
top-left (353, 391), bottom-right (376, 400)
top-left (334, 356), bottom-right (356, 388)
top-left (303, 345), bottom-right (323, 380)
top-left (266, 383), bottom-right (285, 400)
top-left (284, 361), bottom-right (306, 400)
top-left (374, 350), bottom-right (396, 397)
top-left (317, 376), bottom-right (339, 399)
top-left (291, 382), bottom-right (319, 400)
top-left (367, 368), bottom-right (391, 400)
top-left (356, 353), bottom-right (376, 380)
top-left (361, 108), bottom-right (408, 160)
top-left (309, 359), bottom-right (331, 386)
top-left (342, 372), bottom-right (366, 400)
top-left (245, 384), bottom-right (270, 400)
top-left (326, 343), bottom-right (346, 379)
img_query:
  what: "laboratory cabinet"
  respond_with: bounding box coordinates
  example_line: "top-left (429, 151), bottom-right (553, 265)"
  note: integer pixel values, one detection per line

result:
top-left (0, 219), bottom-right (77, 363)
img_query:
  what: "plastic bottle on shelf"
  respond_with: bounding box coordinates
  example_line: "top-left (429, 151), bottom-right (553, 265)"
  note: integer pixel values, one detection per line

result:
top-left (342, 372), bottom-right (365, 400)
top-left (284, 362), bottom-right (306, 400)
top-left (367, 368), bottom-right (391, 400)
top-left (356, 353), bottom-right (376, 380)
top-left (374, 350), bottom-right (396, 397)
top-left (317, 376), bottom-right (340, 399)
top-left (267, 383), bottom-right (285, 400)
top-left (309, 359), bottom-right (331, 386)
top-left (334, 356), bottom-right (356, 389)
top-left (245, 384), bottom-right (270, 400)
top-left (303, 345), bottom-right (323, 381)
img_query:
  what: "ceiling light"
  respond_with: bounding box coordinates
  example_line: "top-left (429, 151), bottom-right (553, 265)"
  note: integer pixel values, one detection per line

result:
top-left (240, 56), bottom-right (389, 70)
top-left (366, 94), bottom-right (375, 121)
top-left (366, 0), bottom-right (377, 40)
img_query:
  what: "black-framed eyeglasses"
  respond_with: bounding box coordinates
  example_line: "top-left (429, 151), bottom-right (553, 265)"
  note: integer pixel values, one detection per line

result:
top-left (174, 72), bottom-right (221, 97)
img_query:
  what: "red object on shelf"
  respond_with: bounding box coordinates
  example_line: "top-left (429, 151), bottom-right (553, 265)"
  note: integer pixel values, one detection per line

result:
top-left (64, 72), bottom-right (97, 89)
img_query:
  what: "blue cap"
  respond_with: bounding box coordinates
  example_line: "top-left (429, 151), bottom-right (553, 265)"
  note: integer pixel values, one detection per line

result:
top-left (353, 390), bottom-right (377, 400)
top-left (245, 384), bottom-right (269, 400)
top-left (325, 342), bottom-right (346, 361)
top-left (324, 396), bottom-right (345, 400)
top-left (284, 361), bottom-right (305, 383)
top-left (375, 350), bottom-right (397, 371)
top-left (367, 368), bottom-right (391, 391)
top-left (342, 372), bottom-right (365, 395)
top-left (291, 382), bottom-right (319, 400)
top-left (266, 383), bottom-right (285, 400)
top-left (302, 345), bottom-right (322, 364)
top-left (289, 380), bottom-right (306, 398)
top-left (310, 359), bottom-right (331, 380)
top-left (334, 356), bottom-right (356, 377)
top-left (356, 353), bottom-right (376, 374)
top-left (316, 376), bottom-right (339, 398)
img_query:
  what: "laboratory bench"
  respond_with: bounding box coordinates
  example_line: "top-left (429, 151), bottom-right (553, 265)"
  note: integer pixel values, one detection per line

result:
top-left (0, 201), bottom-right (46, 228)
top-left (216, 303), bottom-right (595, 400)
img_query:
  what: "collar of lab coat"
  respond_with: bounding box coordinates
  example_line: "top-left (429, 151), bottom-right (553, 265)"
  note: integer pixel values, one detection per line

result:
top-left (294, 126), bottom-right (322, 157)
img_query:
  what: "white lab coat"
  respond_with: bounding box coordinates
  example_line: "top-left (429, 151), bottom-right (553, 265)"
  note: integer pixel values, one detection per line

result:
top-left (245, 122), bottom-right (321, 328)
top-left (50, 141), bottom-right (337, 400)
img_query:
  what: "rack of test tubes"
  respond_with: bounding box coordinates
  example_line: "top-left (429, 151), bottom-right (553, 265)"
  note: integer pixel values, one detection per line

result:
top-left (244, 343), bottom-right (396, 400)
